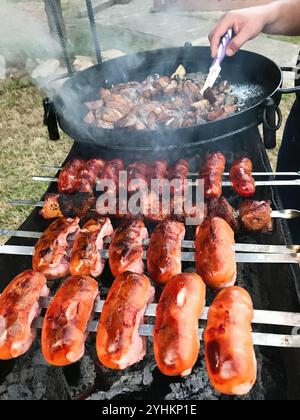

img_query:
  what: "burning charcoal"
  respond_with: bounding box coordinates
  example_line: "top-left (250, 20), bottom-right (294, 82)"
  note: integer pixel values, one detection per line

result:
top-left (85, 99), bottom-right (104, 110)
top-left (207, 108), bottom-right (225, 121)
top-left (204, 87), bottom-right (217, 104)
top-left (84, 111), bottom-right (96, 124)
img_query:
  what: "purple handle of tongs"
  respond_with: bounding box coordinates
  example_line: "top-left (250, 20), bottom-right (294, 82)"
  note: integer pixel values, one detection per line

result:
top-left (212, 29), bottom-right (233, 66)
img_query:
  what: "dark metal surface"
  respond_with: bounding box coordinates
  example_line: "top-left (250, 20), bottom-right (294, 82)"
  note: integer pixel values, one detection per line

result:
top-left (52, 46), bottom-right (284, 150)
top-left (0, 128), bottom-right (300, 399)
top-left (86, 0), bottom-right (103, 65)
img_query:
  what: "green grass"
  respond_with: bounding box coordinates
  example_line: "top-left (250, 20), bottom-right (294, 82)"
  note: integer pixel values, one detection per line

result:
top-left (0, 79), bottom-right (73, 244)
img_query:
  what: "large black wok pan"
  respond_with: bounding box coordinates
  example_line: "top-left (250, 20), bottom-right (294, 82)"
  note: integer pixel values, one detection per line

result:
top-left (50, 45), bottom-right (300, 151)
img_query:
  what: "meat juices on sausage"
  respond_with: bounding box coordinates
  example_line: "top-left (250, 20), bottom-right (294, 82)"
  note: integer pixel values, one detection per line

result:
top-left (70, 217), bottom-right (114, 278)
top-left (32, 217), bottom-right (80, 280)
top-left (96, 272), bottom-right (155, 370)
top-left (42, 275), bottom-right (99, 366)
top-left (204, 286), bottom-right (257, 396)
top-left (154, 273), bottom-right (206, 377)
top-left (0, 270), bottom-right (49, 360)
top-left (195, 217), bottom-right (237, 289)
top-left (109, 219), bottom-right (148, 277)
top-left (147, 220), bottom-right (185, 286)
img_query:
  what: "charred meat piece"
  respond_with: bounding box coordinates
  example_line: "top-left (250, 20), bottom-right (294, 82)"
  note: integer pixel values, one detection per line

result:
top-left (39, 193), bottom-right (95, 220)
top-left (40, 193), bottom-right (63, 220)
top-left (42, 275), bottom-right (99, 366)
top-left (168, 159), bottom-right (189, 195)
top-left (127, 162), bottom-right (148, 193)
top-left (209, 197), bottom-right (239, 232)
top-left (70, 217), bottom-right (114, 278)
top-left (147, 220), bottom-right (185, 286)
top-left (230, 158), bottom-right (256, 198)
top-left (99, 159), bottom-right (124, 192)
top-left (79, 158), bottom-right (105, 193)
top-left (97, 272), bottom-right (155, 370)
top-left (58, 159), bottom-right (85, 194)
top-left (33, 218), bottom-right (80, 279)
top-left (239, 200), bottom-right (273, 232)
top-left (109, 219), bottom-right (148, 277)
top-left (199, 152), bottom-right (226, 199)
top-left (147, 160), bottom-right (168, 193)
top-left (0, 270), bottom-right (49, 360)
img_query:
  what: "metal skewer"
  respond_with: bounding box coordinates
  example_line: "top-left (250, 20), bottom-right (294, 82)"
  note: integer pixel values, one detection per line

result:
top-left (6, 200), bottom-right (300, 220)
top-left (0, 245), bottom-right (299, 264)
top-left (32, 176), bottom-right (300, 187)
top-left (0, 229), bottom-right (299, 255)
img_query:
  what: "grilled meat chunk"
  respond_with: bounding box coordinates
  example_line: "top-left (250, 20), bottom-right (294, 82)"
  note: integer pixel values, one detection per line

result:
top-left (42, 275), bottom-right (99, 366)
top-left (97, 272), bottom-right (155, 370)
top-left (209, 197), bottom-right (239, 232)
top-left (0, 270), bottom-right (49, 360)
top-left (199, 152), bottom-right (226, 199)
top-left (147, 220), bottom-right (185, 286)
top-left (109, 219), bottom-right (148, 277)
top-left (168, 159), bottom-right (189, 195)
top-left (127, 162), bottom-right (148, 193)
top-left (239, 200), bottom-right (273, 232)
top-left (79, 158), bottom-right (105, 193)
top-left (40, 193), bottom-right (63, 220)
top-left (195, 217), bottom-right (237, 289)
top-left (70, 217), bottom-right (114, 278)
top-left (40, 193), bottom-right (96, 220)
top-left (230, 158), bottom-right (256, 198)
top-left (58, 159), bottom-right (85, 194)
top-left (33, 218), bottom-right (80, 279)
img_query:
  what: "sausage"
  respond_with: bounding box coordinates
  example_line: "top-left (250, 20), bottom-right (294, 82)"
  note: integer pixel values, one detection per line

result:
top-left (58, 159), bottom-right (85, 194)
top-left (79, 158), bottom-right (105, 193)
top-left (204, 286), bottom-right (257, 395)
top-left (147, 220), bottom-right (185, 286)
top-left (33, 218), bottom-right (80, 279)
top-left (127, 162), bottom-right (148, 193)
top-left (147, 160), bottom-right (168, 194)
top-left (42, 275), bottom-right (99, 366)
top-left (239, 200), bottom-right (273, 232)
top-left (199, 152), bottom-right (226, 199)
top-left (109, 219), bottom-right (148, 277)
top-left (154, 273), bottom-right (206, 376)
top-left (195, 217), bottom-right (236, 289)
top-left (70, 217), bottom-right (114, 278)
top-left (0, 270), bottom-right (49, 360)
top-left (168, 159), bottom-right (189, 195)
top-left (229, 158), bottom-right (256, 198)
top-left (96, 272), bottom-right (155, 370)
top-left (208, 197), bottom-right (239, 232)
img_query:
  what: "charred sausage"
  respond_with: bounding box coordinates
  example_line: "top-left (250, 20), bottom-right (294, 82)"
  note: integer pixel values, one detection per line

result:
top-left (109, 219), bottom-right (148, 277)
top-left (204, 286), bottom-right (257, 395)
top-left (195, 217), bottom-right (236, 289)
top-left (229, 158), bottom-right (256, 198)
top-left (208, 197), bottom-right (239, 232)
top-left (199, 152), bottom-right (226, 199)
top-left (154, 273), bottom-right (206, 376)
top-left (42, 275), bottom-right (99, 366)
top-left (147, 220), bottom-right (185, 286)
top-left (0, 270), bottom-right (49, 360)
top-left (32, 218), bottom-right (80, 279)
top-left (70, 217), bottom-right (114, 278)
top-left (96, 272), bottom-right (155, 370)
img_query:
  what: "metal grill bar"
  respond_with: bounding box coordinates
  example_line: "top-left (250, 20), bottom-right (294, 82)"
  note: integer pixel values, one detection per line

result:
top-left (86, 0), bottom-right (103, 64)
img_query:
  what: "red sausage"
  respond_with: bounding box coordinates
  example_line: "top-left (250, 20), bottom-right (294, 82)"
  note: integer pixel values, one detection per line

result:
top-left (154, 273), bottom-right (206, 376)
top-left (199, 152), bottom-right (226, 199)
top-left (229, 158), bottom-right (256, 198)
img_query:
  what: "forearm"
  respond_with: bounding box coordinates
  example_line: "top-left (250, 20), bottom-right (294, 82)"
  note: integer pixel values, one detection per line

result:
top-left (262, 0), bottom-right (300, 35)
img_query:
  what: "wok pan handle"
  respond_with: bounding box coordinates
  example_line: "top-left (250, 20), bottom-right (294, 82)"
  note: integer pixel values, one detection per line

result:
top-left (43, 98), bottom-right (60, 141)
top-left (278, 67), bottom-right (300, 94)
top-left (263, 98), bottom-right (282, 149)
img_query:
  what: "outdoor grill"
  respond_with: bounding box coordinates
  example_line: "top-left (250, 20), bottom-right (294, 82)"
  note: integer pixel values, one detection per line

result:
top-left (1, 0), bottom-right (300, 401)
